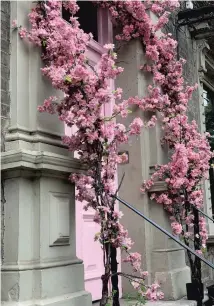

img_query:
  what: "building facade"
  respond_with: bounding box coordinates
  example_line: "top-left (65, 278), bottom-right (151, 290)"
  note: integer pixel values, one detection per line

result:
top-left (1, 1), bottom-right (214, 305)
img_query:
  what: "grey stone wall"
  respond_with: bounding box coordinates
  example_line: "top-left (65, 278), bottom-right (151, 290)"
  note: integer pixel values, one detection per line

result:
top-left (1, 1), bottom-right (10, 263)
top-left (164, 10), bottom-right (200, 125)
top-left (164, 8), bottom-right (209, 283)
top-left (1, 1), bottom-right (10, 149)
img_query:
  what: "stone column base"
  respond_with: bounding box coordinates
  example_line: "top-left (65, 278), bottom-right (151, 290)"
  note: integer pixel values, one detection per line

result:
top-left (1, 291), bottom-right (91, 306)
top-left (1, 258), bottom-right (92, 306)
top-left (152, 248), bottom-right (191, 300)
top-left (155, 266), bottom-right (190, 300)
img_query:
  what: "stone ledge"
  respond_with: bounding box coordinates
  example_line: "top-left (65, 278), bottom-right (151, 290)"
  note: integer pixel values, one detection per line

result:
top-left (153, 247), bottom-right (183, 253)
top-left (2, 258), bottom-right (83, 271)
top-left (6, 126), bottom-right (66, 148)
top-left (1, 290), bottom-right (92, 306)
top-left (207, 235), bottom-right (214, 245)
top-left (148, 165), bottom-right (167, 193)
top-left (148, 181), bottom-right (167, 193)
top-left (94, 298), bottom-right (197, 306)
top-left (1, 149), bottom-right (86, 178)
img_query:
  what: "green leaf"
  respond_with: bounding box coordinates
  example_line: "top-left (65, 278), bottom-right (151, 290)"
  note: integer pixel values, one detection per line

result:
top-left (64, 75), bottom-right (72, 83)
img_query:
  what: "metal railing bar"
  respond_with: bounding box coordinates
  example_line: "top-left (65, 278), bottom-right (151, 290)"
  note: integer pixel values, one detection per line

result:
top-left (194, 206), bottom-right (214, 223)
top-left (114, 195), bottom-right (214, 270)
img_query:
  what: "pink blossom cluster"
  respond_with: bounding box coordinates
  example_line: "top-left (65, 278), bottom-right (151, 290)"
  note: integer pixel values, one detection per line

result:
top-left (124, 251), bottom-right (164, 301)
top-left (99, 0), bottom-right (213, 280)
top-left (20, 0), bottom-right (213, 299)
top-left (19, 0), bottom-right (161, 301)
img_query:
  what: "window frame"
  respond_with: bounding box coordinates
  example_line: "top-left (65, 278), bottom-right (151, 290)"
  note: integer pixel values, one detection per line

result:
top-left (61, 4), bottom-right (112, 53)
top-left (200, 53), bottom-right (214, 225)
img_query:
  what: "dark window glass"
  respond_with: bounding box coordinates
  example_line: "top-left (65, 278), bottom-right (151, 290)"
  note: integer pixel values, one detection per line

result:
top-left (203, 86), bottom-right (214, 216)
top-left (62, 1), bottom-right (98, 42)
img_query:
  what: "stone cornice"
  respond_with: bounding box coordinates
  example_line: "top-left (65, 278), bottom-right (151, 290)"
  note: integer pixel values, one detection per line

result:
top-left (1, 258), bottom-right (83, 271)
top-left (148, 181), bottom-right (167, 193)
top-left (1, 149), bottom-right (86, 178)
top-left (148, 165), bottom-right (167, 192)
top-left (5, 129), bottom-right (67, 148)
top-left (196, 39), bottom-right (210, 81)
top-left (207, 235), bottom-right (214, 245)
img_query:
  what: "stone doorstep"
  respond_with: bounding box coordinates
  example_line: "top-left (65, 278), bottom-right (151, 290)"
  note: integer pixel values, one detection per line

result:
top-left (93, 298), bottom-right (197, 306)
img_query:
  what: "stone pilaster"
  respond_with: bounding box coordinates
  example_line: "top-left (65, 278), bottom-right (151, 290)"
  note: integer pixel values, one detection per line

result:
top-left (196, 40), bottom-right (214, 236)
top-left (116, 35), bottom-right (190, 299)
top-left (149, 181), bottom-right (190, 300)
top-left (1, 2), bottom-right (91, 306)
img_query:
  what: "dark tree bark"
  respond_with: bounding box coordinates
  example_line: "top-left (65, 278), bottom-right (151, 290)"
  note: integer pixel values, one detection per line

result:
top-left (100, 244), bottom-right (110, 306)
top-left (192, 207), bottom-right (203, 306)
top-left (110, 246), bottom-right (120, 306)
top-left (100, 272), bottom-right (110, 306)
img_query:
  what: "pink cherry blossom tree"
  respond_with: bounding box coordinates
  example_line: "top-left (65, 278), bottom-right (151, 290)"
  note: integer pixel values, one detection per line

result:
top-left (99, 0), bottom-right (213, 292)
top-left (16, 1), bottom-right (170, 305)
top-left (16, 0), bottom-right (214, 304)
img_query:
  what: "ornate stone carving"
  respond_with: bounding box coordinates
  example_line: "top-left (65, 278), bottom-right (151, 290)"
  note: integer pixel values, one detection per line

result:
top-left (196, 39), bottom-right (210, 81)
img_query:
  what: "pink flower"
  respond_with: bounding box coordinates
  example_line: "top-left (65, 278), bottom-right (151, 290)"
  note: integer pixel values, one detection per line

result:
top-left (141, 271), bottom-right (149, 277)
top-left (123, 252), bottom-right (142, 271)
top-left (112, 210), bottom-right (124, 219)
top-left (147, 115), bottom-right (157, 128)
top-left (171, 222), bottom-right (182, 235)
top-left (104, 43), bottom-right (115, 50)
top-left (12, 19), bottom-right (17, 28)
top-left (19, 27), bottom-right (28, 38)
top-left (117, 153), bottom-right (128, 164)
top-left (129, 118), bottom-right (144, 135)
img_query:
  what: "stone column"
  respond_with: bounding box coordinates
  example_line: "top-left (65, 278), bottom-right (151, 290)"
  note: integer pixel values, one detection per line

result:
top-left (116, 37), bottom-right (190, 300)
top-left (1, 2), bottom-right (91, 306)
top-left (196, 40), bottom-right (214, 236)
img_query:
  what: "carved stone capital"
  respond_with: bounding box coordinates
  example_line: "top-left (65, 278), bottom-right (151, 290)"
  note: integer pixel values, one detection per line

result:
top-left (196, 39), bottom-right (210, 81)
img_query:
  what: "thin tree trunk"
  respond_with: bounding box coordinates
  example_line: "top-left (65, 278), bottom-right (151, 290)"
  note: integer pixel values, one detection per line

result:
top-left (193, 207), bottom-right (203, 306)
top-left (100, 244), bottom-right (111, 306)
top-left (110, 245), bottom-right (120, 306)
top-left (100, 272), bottom-right (110, 306)
top-left (193, 207), bottom-right (202, 283)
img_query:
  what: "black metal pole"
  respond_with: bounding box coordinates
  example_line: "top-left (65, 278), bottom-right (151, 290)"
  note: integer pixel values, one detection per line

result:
top-left (114, 195), bottom-right (214, 270)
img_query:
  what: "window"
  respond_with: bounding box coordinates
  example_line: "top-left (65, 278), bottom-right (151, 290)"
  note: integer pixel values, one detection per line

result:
top-left (62, 1), bottom-right (98, 42)
top-left (203, 86), bottom-right (214, 216)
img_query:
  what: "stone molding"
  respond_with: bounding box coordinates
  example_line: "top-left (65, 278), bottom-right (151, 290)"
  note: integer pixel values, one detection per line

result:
top-left (6, 127), bottom-right (66, 148)
top-left (148, 181), bottom-right (167, 193)
top-left (207, 235), bottom-right (214, 245)
top-left (148, 165), bottom-right (167, 192)
top-left (1, 291), bottom-right (92, 306)
top-left (153, 247), bottom-right (184, 253)
top-left (2, 258), bottom-right (83, 272)
top-left (196, 39), bottom-right (210, 82)
top-left (1, 149), bottom-right (86, 179)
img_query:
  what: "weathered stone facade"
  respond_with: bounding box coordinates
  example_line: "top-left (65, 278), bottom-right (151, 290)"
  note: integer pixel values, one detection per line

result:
top-left (1, 1), bottom-right (10, 265)
top-left (164, 8), bottom-right (200, 125)
top-left (1, 2), bottom-right (91, 306)
top-left (165, 4), bottom-right (214, 285)
top-left (1, 1), bottom-right (214, 304)
top-left (1, 1), bottom-right (10, 148)
top-left (117, 3), bottom-right (214, 299)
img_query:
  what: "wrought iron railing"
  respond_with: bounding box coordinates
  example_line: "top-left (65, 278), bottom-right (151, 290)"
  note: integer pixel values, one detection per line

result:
top-left (114, 195), bottom-right (214, 270)
top-left (195, 206), bottom-right (214, 223)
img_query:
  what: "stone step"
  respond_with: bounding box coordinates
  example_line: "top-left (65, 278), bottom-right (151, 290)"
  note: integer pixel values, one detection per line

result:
top-left (93, 298), bottom-right (197, 306)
